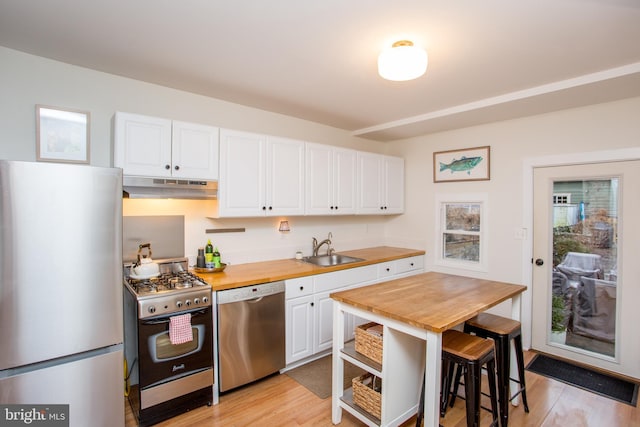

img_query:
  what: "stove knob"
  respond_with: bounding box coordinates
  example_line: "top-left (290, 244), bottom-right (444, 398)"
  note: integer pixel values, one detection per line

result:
top-left (202, 296), bottom-right (209, 303)
top-left (148, 306), bottom-right (156, 314)
top-left (194, 298), bottom-right (200, 305)
top-left (185, 299), bottom-right (191, 307)
top-left (176, 301), bottom-right (183, 308)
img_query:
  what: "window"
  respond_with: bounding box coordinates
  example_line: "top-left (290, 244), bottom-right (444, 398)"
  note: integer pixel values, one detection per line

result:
top-left (435, 193), bottom-right (488, 271)
top-left (553, 193), bottom-right (571, 204)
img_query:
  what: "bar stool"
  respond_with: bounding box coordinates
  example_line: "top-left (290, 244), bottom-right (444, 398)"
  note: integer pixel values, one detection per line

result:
top-left (416, 330), bottom-right (499, 427)
top-left (462, 313), bottom-right (529, 427)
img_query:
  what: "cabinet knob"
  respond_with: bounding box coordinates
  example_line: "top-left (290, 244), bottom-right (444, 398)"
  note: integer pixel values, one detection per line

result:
top-left (165, 164), bottom-right (171, 170)
top-left (299, 286), bottom-right (304, 291)
top-left (174, 165), bottom-right (180, 170)
top-left (410, 263), bottom-right (414, 266)
top-left (268, 206), bottom-right (273, 210)
top-left (330, 206), bottom-right (334, 210)
top-left (386, 268), bottom-right (390, 272)
top-left (262, 206), bottom-right (267, 211)
top-left (310, 302), bottom-right (314, 307)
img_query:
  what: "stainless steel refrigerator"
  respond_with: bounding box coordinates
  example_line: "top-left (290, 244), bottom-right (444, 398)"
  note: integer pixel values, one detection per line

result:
top-left (0, 160), bottom-right (124, 427)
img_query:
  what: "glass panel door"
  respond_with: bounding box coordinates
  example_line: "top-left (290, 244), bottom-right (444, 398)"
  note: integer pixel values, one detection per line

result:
top-left (532, 161), bottom-right (640, 379)
top-left (550, 178), bottom-right (617, 356)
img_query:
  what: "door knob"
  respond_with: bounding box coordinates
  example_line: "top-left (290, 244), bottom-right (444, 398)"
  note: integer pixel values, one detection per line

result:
top-left (535, 258), bottom-right (544, 266)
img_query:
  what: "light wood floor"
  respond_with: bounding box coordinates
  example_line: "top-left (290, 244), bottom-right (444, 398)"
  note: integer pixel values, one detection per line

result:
top-left (125, 351), bottom-right (640, 426)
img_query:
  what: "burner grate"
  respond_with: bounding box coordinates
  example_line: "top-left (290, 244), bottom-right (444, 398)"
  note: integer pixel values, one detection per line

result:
top-left (127, 271), bottom-right (208, 295)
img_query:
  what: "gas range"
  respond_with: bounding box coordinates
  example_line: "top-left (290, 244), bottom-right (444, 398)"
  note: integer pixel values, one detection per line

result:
top-left (123, 257), bottom-right (211, 319)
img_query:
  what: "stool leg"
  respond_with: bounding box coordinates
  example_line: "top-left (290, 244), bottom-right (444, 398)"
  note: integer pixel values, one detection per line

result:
top-left (496, 336), bottom-right (510, 427)
top-left (464, 361), bottom-right (481, 427)
top-left (486, 358), bottom-right (499, 427)
top-left (441, 359), bottom-right (455, 416)
top-left (449, 364), bottom-right (464, 408)
top-left (416, 371), bottom-right (424, 427)
top-left (513, 334), bottom-right (530, 413)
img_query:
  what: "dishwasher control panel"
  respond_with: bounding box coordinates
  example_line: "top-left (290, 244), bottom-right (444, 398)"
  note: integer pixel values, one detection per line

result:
top-left (217, 281), bottom-right (285, 304)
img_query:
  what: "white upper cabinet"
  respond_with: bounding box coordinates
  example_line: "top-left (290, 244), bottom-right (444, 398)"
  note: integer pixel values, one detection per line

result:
top-left (305, 143), bottom-right (357, 215)
top-left (171, 121), bottom-right (220, 180)
top-left (218, 129), bottom-right (305, 217)
top-left (357, 152), bottom-right (404, 214)
top-left (114, 112), bottom-right (219, 180)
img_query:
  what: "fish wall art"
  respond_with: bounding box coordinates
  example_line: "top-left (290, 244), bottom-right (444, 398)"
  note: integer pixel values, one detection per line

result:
top-left (433, 146), bottom-right (490, 182)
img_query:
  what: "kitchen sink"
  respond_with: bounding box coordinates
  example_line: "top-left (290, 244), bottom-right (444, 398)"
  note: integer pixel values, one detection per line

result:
top-left (301, 254), bottom-right (365, 267)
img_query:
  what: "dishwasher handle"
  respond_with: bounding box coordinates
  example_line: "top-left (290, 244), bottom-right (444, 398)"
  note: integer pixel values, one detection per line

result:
top-left (217, 281), bottom-right (285, 305)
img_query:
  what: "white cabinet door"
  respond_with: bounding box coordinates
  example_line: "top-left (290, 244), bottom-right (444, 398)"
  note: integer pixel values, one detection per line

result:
top-left (305, 144), bottom-right (356, 215)
top-left (219, 129), bottom-right (304, 217)
top-left (114, 112), bottom-right (172, 177)
top-left (357, 152), bottom-right (405, 214)
top-left (305, 143), bottom-right (333, 215)
top-left (314, 290), bottom-right (335, 354)
top-left (357, 151), bottom-right (384, 214)
top-left (285, 295), bottom-right (314, 364)
top-left (383, 155), bottom-right (404, 214)
top-left (333, 147), bottom-right (357, 214)
top-left (171, 120), bottom-right (219, 180)
top-left (267, 136), bottom-right (305, 216)
top-left (218, 129), bottom-right (266, 217)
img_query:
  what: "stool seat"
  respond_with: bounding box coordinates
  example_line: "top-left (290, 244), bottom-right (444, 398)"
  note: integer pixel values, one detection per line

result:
top-left (443, 329), bottom-right (495, 361)
top-left (435, 330), bottom-right (499, 427)
top-left (464, 313), bottom-right (529, 427)
top-left (466, 313), bottom-right (520, 335)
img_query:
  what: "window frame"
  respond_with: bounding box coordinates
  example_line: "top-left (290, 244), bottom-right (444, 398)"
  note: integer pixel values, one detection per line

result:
top-left (434, 193), bottom-right (489, 272)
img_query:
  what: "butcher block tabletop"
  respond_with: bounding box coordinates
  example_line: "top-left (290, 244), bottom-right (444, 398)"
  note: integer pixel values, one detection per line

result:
top-left (194, 246), bottom-right (425, 291)
top-left (330, 271), bottom-right (527, 332)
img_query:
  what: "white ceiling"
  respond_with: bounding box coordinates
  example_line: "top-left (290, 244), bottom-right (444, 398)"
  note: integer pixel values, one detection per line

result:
top-left (2, 0), bottom-right (640, 141)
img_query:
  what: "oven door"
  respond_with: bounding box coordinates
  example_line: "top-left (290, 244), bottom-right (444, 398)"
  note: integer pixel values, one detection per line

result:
top-left (138, 306), bottom-right (213, 388)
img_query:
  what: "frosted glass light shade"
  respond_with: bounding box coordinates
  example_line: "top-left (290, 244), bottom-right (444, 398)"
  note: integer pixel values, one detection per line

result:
top-left (378, 40), bottom-right (428, 81)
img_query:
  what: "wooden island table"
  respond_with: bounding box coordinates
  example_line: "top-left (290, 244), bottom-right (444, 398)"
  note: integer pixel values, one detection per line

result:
top-left (330, 272), bottom-right (527, 427)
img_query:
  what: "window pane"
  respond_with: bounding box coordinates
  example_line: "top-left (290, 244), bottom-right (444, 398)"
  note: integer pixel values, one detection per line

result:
top-left (445, 203), bottom-right (481, 231)
top-left (551, 178), bottom-right (618, 357)
top-left (443, 233), bottom-right (480, 262)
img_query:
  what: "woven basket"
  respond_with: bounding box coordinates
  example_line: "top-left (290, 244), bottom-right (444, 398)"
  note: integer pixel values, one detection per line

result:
top-left (355, 322), bottom-right (383, 364)
top-left (352, 373), bottom-right (382, 419)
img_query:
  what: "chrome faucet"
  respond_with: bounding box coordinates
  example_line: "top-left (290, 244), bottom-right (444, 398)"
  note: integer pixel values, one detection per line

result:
top-left (312, 232), bottom-right (333, 256)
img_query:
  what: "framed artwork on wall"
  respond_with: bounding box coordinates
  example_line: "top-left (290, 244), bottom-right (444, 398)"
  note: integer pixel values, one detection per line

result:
top-left (433, 146), bottom-right (490, 183)
top-left (36, 105), bottom-right (90, 164)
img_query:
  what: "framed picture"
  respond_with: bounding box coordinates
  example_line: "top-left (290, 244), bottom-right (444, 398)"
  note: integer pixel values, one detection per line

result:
top-left (433, 146), bottom-right (490, 183)
top-left (36, 105), bottom-right (90, 164)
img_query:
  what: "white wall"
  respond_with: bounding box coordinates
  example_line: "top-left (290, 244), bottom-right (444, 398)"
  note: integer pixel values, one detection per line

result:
top-left (2, 46), bottom-right (639, 276)
top-left (0, 46), bottom-right (400, 265)
top-left (384, 97), bottom-right (640, 322)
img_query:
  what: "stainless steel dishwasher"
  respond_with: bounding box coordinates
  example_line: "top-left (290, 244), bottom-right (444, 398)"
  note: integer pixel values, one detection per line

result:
top-left (217, 281), bottom-right (285, 392)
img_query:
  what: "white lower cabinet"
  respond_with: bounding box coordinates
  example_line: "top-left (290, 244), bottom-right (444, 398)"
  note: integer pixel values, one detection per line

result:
top-left (284, 256), bottom-right (424, 367)
top-left (285, 277), bottom-right (314, 363)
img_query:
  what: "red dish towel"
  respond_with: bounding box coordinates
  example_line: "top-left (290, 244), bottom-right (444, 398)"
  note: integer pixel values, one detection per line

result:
top-left (169, 313), bottom-right (193, 345)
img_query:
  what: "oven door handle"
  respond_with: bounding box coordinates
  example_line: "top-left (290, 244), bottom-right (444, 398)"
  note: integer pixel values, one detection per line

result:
top-left (142, 308), bottom-right (209, 325)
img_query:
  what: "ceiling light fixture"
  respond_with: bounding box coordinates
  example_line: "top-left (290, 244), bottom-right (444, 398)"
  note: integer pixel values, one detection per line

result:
top-left (378, 40), bottom-right (428, 81)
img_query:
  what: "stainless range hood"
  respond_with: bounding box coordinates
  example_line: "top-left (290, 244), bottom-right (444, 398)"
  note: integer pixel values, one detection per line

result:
top-left (123, 176), bottom-right (217, 199)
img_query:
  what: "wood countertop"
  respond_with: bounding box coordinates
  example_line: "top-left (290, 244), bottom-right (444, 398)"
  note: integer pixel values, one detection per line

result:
top-left (193, 246), bottom-right (425, 291)
top-left (330, 271), bottom-right (527, 332)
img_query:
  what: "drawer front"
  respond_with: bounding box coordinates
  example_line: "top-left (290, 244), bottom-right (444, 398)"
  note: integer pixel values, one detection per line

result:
top-left (314, 265), bottom-right (377, 293)
top-left (395, 255), bottom-right (424, 274)
top-left (377, 261), bottom-right (395, 279)
top-left (285, 277), bottom-right (314, 299)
